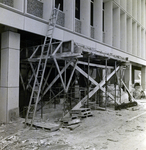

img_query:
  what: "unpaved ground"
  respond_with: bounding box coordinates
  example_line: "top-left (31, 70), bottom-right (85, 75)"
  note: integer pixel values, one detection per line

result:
top-left (0, 100), bottom-right (146, 150)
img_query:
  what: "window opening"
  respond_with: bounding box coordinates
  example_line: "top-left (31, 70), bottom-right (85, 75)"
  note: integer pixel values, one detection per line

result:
top-left (55, 0), bottom-right (63, 11)
top-left (102, 2), bottom-right (104, 32)
top-left (90, 0), bottom-right (94, 26)
top-left (75, 0), bottom-right (80, 19)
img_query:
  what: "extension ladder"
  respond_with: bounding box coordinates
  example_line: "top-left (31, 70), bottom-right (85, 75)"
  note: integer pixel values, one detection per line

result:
top-left (25, 5), bottom-right (60, 127)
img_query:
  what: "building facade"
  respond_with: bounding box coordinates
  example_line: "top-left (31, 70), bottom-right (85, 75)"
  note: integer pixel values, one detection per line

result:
top-left (0, 0), bottom-right (146, 123)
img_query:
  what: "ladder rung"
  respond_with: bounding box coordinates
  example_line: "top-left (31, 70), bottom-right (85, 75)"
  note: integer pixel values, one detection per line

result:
top-left (32, 97), bottom-right (37, 99)
top-left (48, 28), bottom-right (53, 31)
top-left (34, 89), bottom-right (39, 91)
top-left (47, 34), bottom-right (52, 37)
top-left (49, 17), bottom-right (56, 20)
top-left (49, 23), bottom-right (54, 26)
top-left (38, 69), bottom-right (43, 71)
top-left (29, 112), bottom-right (33, 114)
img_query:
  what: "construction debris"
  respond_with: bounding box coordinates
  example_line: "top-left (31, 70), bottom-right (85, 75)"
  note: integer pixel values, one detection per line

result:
top-left (70, 108), bottom-right (93, 118)
top-left (115, 101), bottom-right (138, 110)
top-left (26, 120), bottom-right (61, 131)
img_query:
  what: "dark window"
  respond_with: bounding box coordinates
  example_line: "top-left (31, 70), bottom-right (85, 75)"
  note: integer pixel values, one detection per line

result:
top-left (75, 0), bottom-right (80, 19)
top-left (55, 0), bottom-right (63, 11)
top-left (102, 3), bottom-right (104, 32)
top-left (90, 0), bottom-right (94, 26)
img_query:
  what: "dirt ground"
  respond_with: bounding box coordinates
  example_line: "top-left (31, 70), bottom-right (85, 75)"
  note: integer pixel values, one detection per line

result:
top-left (0, 99), bottom-right (146, 150)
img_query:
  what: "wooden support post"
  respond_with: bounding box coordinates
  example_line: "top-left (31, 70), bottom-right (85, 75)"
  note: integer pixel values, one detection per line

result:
top-left (53, 57), bottom-right (66, 91)
top-left (87, 55), bottom-right (90, 108)
top-left (105, 59), bottom-right (108, 109)
top-left (114, 61), bottom-right (117, 108)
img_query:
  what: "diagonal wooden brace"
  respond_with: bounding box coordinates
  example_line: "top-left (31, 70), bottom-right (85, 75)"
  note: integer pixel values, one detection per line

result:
top-left (72, 66), bottom-right (120, 109)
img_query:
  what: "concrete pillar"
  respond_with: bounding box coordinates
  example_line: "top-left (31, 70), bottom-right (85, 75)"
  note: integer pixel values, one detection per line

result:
top-left (43, 0), bottom-right (53, 20)
top-left (137, 0), bottom-right (141, 23)
top-left (141, 66), bottom-right (146, 91)
top-left (141, 0), bottom-right (145, 27)
top-left (0, 31), bottom-right (20, 123)
top-left (141, 29), bottom-right (145, 59)
top-left (113, 7), bottom-right (120, 48)
top-left (64, 0), bottom-right (74, 30)
top-left (124, 63), bottom-right (132, 90)
top-left (137, 26), bottom-right (141, 57)
top-left (120, 13), bottom-right (127, 51)
top-left (80, 0), bottom-right (90, 37)
top-left (104, 1), bottom-right (113, 45)
top-left (120, 0), bottom-right (126, 10)
top-left (94, 0), bottom-right (103, 42)
top-left (132, 22), bottom-right (137, 56)
top-left (114, 0), bottom-right (120, 4)
top-left (132, 0), bottom-right (137, 20)
top-left (127, 17), bottom-right (132, 54)
top-left (13, 0), bottom-right (24, 11)
top-left (127, 0), bottom-right (132, 15)
top-left (145, 2), bottom-right (146, 28)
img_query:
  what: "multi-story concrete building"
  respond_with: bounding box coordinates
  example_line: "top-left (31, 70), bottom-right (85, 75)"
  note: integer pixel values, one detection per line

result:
top-left (0, 0), bottom-right (146, 123)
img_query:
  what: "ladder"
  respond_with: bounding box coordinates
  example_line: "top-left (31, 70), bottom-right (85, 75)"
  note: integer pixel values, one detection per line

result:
top-left (25, 5), bottom-right (60, 127)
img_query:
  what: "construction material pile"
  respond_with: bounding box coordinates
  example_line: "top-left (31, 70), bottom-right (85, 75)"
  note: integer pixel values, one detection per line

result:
top-left (107, 84), bottom-right (129, 104)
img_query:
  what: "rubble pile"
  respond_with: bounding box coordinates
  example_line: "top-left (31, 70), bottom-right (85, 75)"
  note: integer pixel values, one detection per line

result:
top-left (107, 84), bottom-right (129, 104)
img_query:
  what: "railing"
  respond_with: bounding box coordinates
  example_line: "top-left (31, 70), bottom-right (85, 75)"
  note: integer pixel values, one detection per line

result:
top-left (75, 18), bottom-right (81, 33)
top-left (27, 0), bottom-right (43, 18)
top-left (54, 8), bottom-right (65, 27)
top-left (90, 26), bottom-right (94, 39)
top-left (0, 0), bottom-right (13, 7)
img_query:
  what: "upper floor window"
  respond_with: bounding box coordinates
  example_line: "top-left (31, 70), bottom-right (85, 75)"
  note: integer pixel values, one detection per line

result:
top-left (55, 0), bottom-right (63, 11)
top-left (102, 2), bottom-right (105, 32)
top-left (90, 0), bottom-right (94, 26)
top-left (75, 0), bottom-right (80, 19)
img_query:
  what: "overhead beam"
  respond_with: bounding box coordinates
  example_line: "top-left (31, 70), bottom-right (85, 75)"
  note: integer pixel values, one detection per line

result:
top-left (77, 61), bottom-right (114, 69)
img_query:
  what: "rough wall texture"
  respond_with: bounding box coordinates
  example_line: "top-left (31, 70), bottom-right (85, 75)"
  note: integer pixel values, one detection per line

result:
top-left (57, 10), bottom-right (65, 27)
top-left (75, 19), bottom-right (81, 33)
top-left (27, 0), bottom-right (43, 18)
top-left (0, 0), bottom-right (13, 7)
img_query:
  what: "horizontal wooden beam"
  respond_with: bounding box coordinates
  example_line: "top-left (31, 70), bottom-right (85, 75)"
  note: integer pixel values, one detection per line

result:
top-left (77, 61), bottom-right (114, 69)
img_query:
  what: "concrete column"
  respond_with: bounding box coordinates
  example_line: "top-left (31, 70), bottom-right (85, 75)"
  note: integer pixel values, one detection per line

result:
top-left (114, 0), bottom-right (120, 4)
top-left (127, 0), bottom-right (132, 15)
top-left (94, 0), bottom-right (103, 42)
top-left (80, 0), bottom-right (90, 37)
top-left (120, 0), bottom-right (126, 10)
top-left (141, 29), bottom-right (145, 59)
top-left (124, 63), bottom-right (132, 90)
top-left (120, 13), bottom-right (127, 51)
top-left (64, 0), bottom-right (74, 30)
top-left (113, 7), bottom-right (120, 48)
top-left (104, 1), bottom-right (113, 45)
top-left (132, 0), bottom-right (137, 20)
top-left (137, 0), bottom-right (141, 23)
top-left (141, 66), bottom-right (146, 91)
top-left (43, 0), bottom-right (53, 20)
top-left (145, 2), bottom-right (146, 28)
top-left (0, 31), bottom-right (20, 123)
top-left (127, 18), bottom-right (132, 54)
top-left (13, 0), bottom-right (23, 11)
top-left (137, 26), bottom-right (141, 57)
top-left (132, 22), bottom-right (137, 56)
top-left (141, 0), bottom-right (145, 27)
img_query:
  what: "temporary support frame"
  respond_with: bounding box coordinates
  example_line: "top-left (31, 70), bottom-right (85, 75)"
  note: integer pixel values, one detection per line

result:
top-left (19, 8), bottom-right (132, 124)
